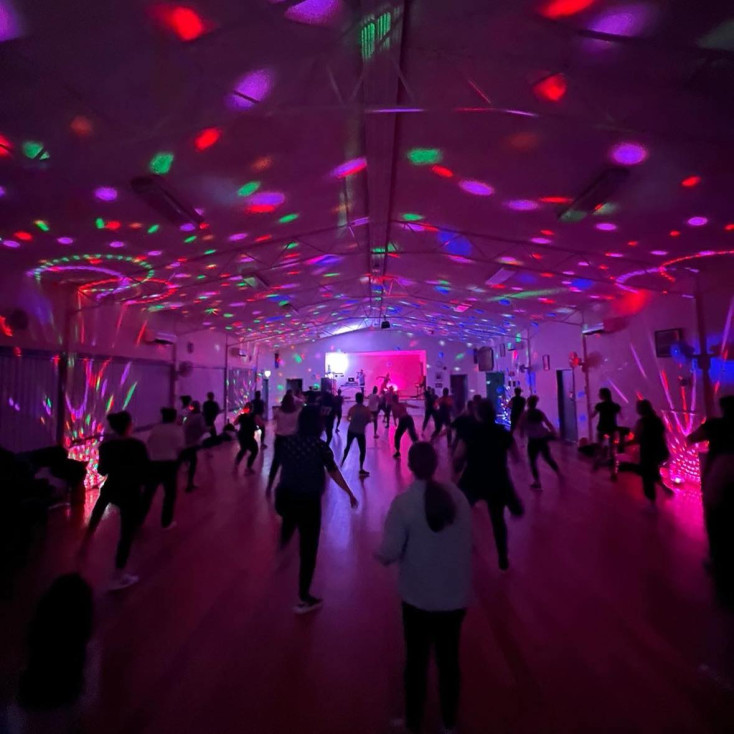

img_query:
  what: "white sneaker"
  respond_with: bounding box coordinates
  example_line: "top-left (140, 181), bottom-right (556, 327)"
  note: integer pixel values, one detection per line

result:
top-left (109, 572), bottom-right (139, 591)
top-left (293, 597), bottom-right (323, 615)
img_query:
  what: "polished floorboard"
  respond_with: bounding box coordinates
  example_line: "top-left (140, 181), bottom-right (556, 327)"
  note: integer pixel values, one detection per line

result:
top-left (2, 419), bottom-right (734, 733)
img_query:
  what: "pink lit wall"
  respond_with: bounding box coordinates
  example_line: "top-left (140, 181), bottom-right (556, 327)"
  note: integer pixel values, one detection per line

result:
top-left (326, 350), bottom-right (425, 396)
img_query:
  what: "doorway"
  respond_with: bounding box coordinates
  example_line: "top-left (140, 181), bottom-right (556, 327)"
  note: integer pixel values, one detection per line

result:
top-left (450, 374), bottom-right (468, 413)
top-left (485, 371), bottom-right (506, 419)
top-left (556, 369), bottom-right (578, 442)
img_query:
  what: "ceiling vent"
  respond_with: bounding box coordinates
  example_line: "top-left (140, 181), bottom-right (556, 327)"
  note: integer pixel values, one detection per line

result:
top-left (131, 175), bottom-right (205, 227)
top-left (558, 168), bottom-right (630, 223)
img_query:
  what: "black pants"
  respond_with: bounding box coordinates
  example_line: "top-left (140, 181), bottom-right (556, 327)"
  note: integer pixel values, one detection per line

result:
top-left (384, 404), bottom-right (392, 425)
top-left (280, 495), bottom-right (322, 600)
top-left (343, 431), bottom-right (366, 468)
top-left (422, 410), bottom-right (432, 431)
top-left (180, 446), bottom-right (198, 487)
top-left (324, 415), bottom-right (335, 445)
top-left (236, 435), bottom-right (259, 468)
top-left (371, 412), bottom-right (379, 435)
top-left (88, 489), bottom-right (141, 569)
top-left (431, 415), bottom-right (452, 444)
top-left (402, 603), bottom-right (466, 732)
top-left (141, 460), bottom-right (178, 527)
top-left (268, 435), bottom-right (286, 485)
top-left (395, 415), bottom-right (418, 452)
top-left (527, 437), bottom-right (559, 482)
top-left (639, 459), bottom-right (661, 502)
top-left (335, 410), bottom-right (342, 429)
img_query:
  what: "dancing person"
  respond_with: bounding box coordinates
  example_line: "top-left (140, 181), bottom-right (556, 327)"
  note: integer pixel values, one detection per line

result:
top-left (431, 388), bottom-right (454, 445)
top-left (320, 387), bottom-right (336, 446)
top-left (688, 395), bottom-right (734, 588)
top-left (334, 389), bottom-right (344, 433)
top-left (141, 407), bottom-right (185, 529)
top-left (181, 401), bottom-right (207, 492)
top-left (454, 400), bottom-right (522, 571)
top-left (81, 412), bottom-right (148, 590)
top-left (8, 574), bottom-right (97, 734)
top-left (202, 392), bottom-right (221, 438)
top-left (252, 390), bottom-right (267, 448)
top-left (422, 388), bottom-right (436, 432)
top-left (592, 387), bottom-right (622, 480)
top-left (376, 442), bottom-right (471, 734)
top-left (177, 395), bottom-right (192, 425)
top-left (507, 387), bottom-right (526, 435)
top-left (277, 407), bottom-right (358, 614)
top-left (517, 395), bottom-right (561, 490)
top-left (393, 398), bottom-right (419, 459)
top-left (368, 386), bottom-right (381, 437)
top-left (267, 392), bottom-right (300, 491)
top-left (451, 397), bottom-right (479, 450)
top-left (341, 392), bottom-right (372, 477)
top-left (234, 403), bottom-right (259, 475)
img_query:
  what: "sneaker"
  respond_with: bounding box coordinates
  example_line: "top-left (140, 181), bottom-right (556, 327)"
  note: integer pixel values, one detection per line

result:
top-left (530, 481), bottom-right (542, 490)
top-left (294, 597), bottom-right (323, 615)
top-left (359, 469), bottom-right (370, 477)
top-left (109, 572), bottom-right (139, 591)
top-left (162, 521), bottom-right (178, 531)
top-left (393, 451), bottom-right (401, 459)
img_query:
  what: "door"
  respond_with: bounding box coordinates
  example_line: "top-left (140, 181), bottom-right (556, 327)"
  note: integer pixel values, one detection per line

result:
top-left (485, 371), bottom-right (506, 419)
top-left (556, 369), bottom-right (578, 442)
top-left (286, 378), bottom-right (303, 394)
top-left (450, 374), bottom-right (468, 413)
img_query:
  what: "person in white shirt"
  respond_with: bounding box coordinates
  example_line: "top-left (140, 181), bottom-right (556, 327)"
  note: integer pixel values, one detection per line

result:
top-left (367, 386), bottom-right (381, 437)
top-left (141, 407), bottom-right (185, 529)
top-left (266, 392), bottom-right (301, 491)
top-left (376, 442), bottom-right (472, 734)
top-left (181, 401), bottom-right (208, 492)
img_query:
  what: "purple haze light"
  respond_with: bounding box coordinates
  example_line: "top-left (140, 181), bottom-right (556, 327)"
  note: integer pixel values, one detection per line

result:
top-left (458, 179), bottom-right (494, 196)
top-left (531, 237), bottom-right (552, 245)
top-left (609, 141), bottom-right (648, 166)
top-left (57, 237), bottom-right (74, 245)
top-left (687, 216), bottom-right (708, 227)
top-left (109, 241), bottom-right (125, 249)
top-left (229, 232), bottom-right (248, 242)
top-left (506, 199), bottom-right (538, 211)
top-left (332, 157), bottom-right (367, 178)
top-left (249, 191), bottom-right (285, 207)
top-left (588, 4), bottom-right (656, 38)
top-left (228, 69), bottom-right (274, 109)
top-left (650, 250), bottom-right (668, 256)
top-left (0, 1), bottom-right (22, 43)
top-left (284, 0), bottom-right (342, 26)
top-left (0, 186), bottom-right (5, 197)
top-left (180, 223), bottom-right (196, 232)
top-left (596, 222), bottom-right (617, 231)
top-left (95, 186), bottom-right (118, 202)
top-left (147, 250), bottom-right (162, 256)
top-left (2, 239), bottom-right (19, 248)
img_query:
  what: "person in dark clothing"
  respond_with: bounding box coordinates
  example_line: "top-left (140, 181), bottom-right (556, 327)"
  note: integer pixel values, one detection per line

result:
top-left (625, 399), bottom-right (670, 508)
top-left (517, 395), bottom-right (561, 490)
top-left (592, 387), bottom-right (622, 480)
top-left (251, 390), bottom-right (267, 448)
top-left (422, 389), bottom-right (436, 432)
top-left (334, 389), bottom-right (344, 432)
top-left (507, 387), bottom-right (526, 434)
top-left (453, 400), bottom-right (522, 571)
top-left (320, 388), bottom-right (336, 446)
top-left (432, 389), bottom-right (454, 445)
top-left (202, 392), bottom-right (221, 438)
top-left (81, 411), bottom-right (149, 591)
top-left (451, 397), bottom-right (479, 451)
top-left (277, 407), bottom-right (358, 614)
top-left (235, 404), bottom-right (259, 475)
top-left (393, 399), bottom-right (419, 459)
top-left (688, 395), bottom-right (734, 589)
top-left (181, 401), bottom-right (208, 492)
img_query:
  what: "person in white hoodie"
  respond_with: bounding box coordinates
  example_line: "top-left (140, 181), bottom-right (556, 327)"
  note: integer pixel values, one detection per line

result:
top-left (142, 407), bottom-right (186, 529)
top-left (376, 442), bottom-right (472, 734)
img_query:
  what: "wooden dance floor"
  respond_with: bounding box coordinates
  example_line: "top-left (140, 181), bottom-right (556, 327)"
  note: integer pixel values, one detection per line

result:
top-left (2, 422), bottom-right (734, 733)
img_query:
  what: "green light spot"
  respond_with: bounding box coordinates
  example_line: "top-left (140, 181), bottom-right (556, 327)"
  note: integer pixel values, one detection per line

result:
top-left (204, 249), bottom-right (216, 255)
top-left (294, 354), bottom-right (303, 363)
top-left (278, 213), bottom-right (299, 224)
top-left (286, 241), bottom-right (299, 249)
top-left (559, 209), bottom-right (586, 223)
top-left (184, 235), bottom-right (196, 243)
top-left (147, 224), bottom-right (160, 234)
top-left (123, 383), bottom-right (138, 409)
top-left (34, 220), bottom-right (50, 232)
top-left (23, 141), bottom-right (48, 160)
top-left (402, 213), bottom-right (423, 221)
top-left (593, 202), bottom-right (617, 216)
top-left (237, 181), bottom-right (261, 197)
top-left (149, 152), bottom-right (174, 175)
top-left (223, 313), bottom-right (233, 318)
top-left (197, 274), bottom-right (205, 280)
top-left (95, 218), bottom-right (105, 229)
top-left (407, 148), bottom-right (441, 165)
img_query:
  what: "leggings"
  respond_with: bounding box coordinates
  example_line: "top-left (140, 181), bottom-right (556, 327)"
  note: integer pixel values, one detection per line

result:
top-left (180, 446), bottom-right (198, 487)
top-left (141, 460), bottom-right (178, 528)
top-left (527, 437), bottom-right (559, 482)
top-left (343, 431), bottom-right (367, 468)
top-left (236, 435), bottom-right (259, 468)
top-left (335, 410), bottom-right (342, 429)
top-left (422, 410), bottom-right (433, 431)
top-left (395, 415), bottom-right (419, 452)
top-left (402, 603), bottom-right (466, 732)
top-left (268, 435), bottom-right (287, 485)
top-left (280, 495), bottom-right (322, 600)
top-left (324, 415), bottom-right (335, 445)
top-left (88, 488), bottom-right (141, 569)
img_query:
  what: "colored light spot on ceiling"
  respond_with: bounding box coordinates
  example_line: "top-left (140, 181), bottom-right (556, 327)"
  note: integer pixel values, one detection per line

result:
top-left (249, 191), bottom-right (285, 208)
top-left (596, 222), bottom-right (617, 231)
top-left (109, 241), bottom-right (125, 249)
top-left (151, 4), bottom-right (210, 41)
top-left (70, 116), bottom-right (93, 136)
top-left (229, 69), bottom-right (274, 109)
top-left (687, 216), bottom-right (708, 227)
top-left (531, 237), bottom-right (552, 244)
top-left (332, 157), bottom-right (367, 178)
top-left (593, 202), bottom-right (617, 216)
top-left (15, 231), bottom-right (31, 241)
top-left (402, 213), bottom-right (423, 221)
top-left (194, 127), bottom-right (221, 150)
top-left (540, 196), bottom-right (571, 204)
top-left (278, 213), bottom-right (299, 223)
top-left (498, 256), bottom-right (522, 266)
top-left (34, 220), bottom-right (49, 232)
top-left (237, 181), bottom-right (261, 197)
top-left (0, 133), bottom-right (12, 156)
top-left (229, 232), bottom-right (247, 242)
top-left (669, 230), bottom-right (680, 237)
top-left (146, 224), bottom-right (160, 235)
top-left (95, 186), bottom-right (117, 202)
top-left (431, 165), bottom-right (453, 178)
top-left (407, 148), bottom-right (441, 165)
top-left (2, 239), bottom-right (19, 249)
top-left (149, 152), bottom-right (174, 175)
top-left (681, 175), bottom-right (701, 188)
top-left (533, 73), bottom-right (567, 102)
top-left (587, 4), bottom-right (657, 39)
top-left (184, 235), bottom-right (196, 243)
top-left (699, 20), bottom-right (734, 51)
top-left (725, 224), bottom-right (734, 232)
top-left (22, 141), bottom-right (49, 160)
top-left (609, 141), bottom-right (648, 166)
top-left (282, 0), bottom-right (342, 26)
top-left (651, 250), bottom-right (668, 256)
top-left (459, 180), bottom-right (494, 196)
top-left (506, 199), bottom-right (538, 211)
top-left (247, 204), bottom-right (275, 214)
top-left (539, 0), bottom-right (594, 19)
top-left (0, 0), bottom-right (22, 42)
top-left (57, 237), bottom-right (74, 245)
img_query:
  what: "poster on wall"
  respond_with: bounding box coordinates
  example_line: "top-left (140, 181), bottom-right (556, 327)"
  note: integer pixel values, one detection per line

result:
top-left (654, 328), bottom-right (683, 358)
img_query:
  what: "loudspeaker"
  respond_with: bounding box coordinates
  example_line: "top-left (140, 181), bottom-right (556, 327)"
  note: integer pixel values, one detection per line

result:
top-left (477, 347), bottom-right (494, 372)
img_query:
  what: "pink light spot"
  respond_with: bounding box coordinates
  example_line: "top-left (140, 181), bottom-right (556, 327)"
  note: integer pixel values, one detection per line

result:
top-left (506, 199), bottom-right (538, 211)
top-left (95, 186), bottom-right (117, 201)
top-left (687, 216), bottom-right (708, 227)
top-left (283, 0), bottom-right (342, 26)
top-left (57, 237), bottom-right (74, 245)
top-left (332, 157), bottom-right (367, 178)
top-left (109, 241), bottom-right (125, 248)
top-left (459, 179), bottom-right (494, 196)
top-left (596, 222), bottom-right (617, 231)
top-left (228, 69), bottom-right (274, 109)
top-left (609, 141), bottom-right (648, 166)
top-left (2, 239), bottom-right (19, 248)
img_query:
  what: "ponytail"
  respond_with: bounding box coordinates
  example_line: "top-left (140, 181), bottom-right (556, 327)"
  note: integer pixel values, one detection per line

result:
top-left (424, 478), bottom-right (456, 533)
top-left (408, 441), bottom-right (456, 533)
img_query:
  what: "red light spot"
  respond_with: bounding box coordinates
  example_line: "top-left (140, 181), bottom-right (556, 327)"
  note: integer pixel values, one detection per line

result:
top-left (540, 0), bottom-right (595, 19)
top-left (248, 204), bottom-right (275, 214)
top-left (154, 5), bottom-right (207, 41)
top-left (0, 134), bottom-right (12, 156)
top-left (681, 175), bottom-right (701, 188)
top-left (421, 224), bottom-right (438, 233)
top-left (540, 272), bottom-right (554, 278)
top-left (194, 127), bottom-right (221, 151)
top-left (726, 224), bottom-right (734, 231)
top-left (70, 116), bottom-right (93, 136)
top-left (670, 230), bottom-right (680, 237)
top-left (15, 231), bottom-right (32, 241)
top-left (533, 73), bottom-right (567, 102)
top-left (541, 229), bottom-right (554, 236)
top-left (105, 220), bottom-right (121, 230)
top-left (198, 222), bottom-right (209, 229)
top-left (627, 240), bottom-right (638, 246)
top-left (539, 197), bottom-right (570, 204)
top-left (254, 235), bottom-right (272, 243)
top-left (431, 165), bottom-right (454, 178)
